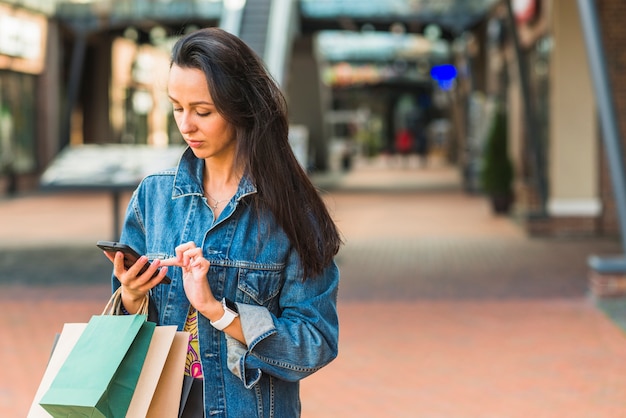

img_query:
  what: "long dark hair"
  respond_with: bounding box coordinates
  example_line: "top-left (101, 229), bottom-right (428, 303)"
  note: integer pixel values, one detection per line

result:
top-left (170, 27), bottom-right (342, 279)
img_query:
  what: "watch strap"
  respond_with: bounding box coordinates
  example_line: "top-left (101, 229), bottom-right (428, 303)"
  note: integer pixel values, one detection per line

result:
top-left (210, 298), bottom-right (239, 331)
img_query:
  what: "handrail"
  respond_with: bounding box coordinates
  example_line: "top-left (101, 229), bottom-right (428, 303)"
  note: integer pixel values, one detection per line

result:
top-left (577, 0), bottom-right (626, 273)
top-left (220, 0), bottom-right (246, 36)
top-left (264, 0), bottom-right (298, 87)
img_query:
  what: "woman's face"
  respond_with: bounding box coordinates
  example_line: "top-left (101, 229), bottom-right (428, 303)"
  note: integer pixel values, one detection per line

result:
top-left (168, 64), bottom-right (235, 162)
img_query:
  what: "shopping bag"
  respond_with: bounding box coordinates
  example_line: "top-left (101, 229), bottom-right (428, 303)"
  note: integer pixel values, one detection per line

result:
top-left (101, 286), bottom-right (149, 316)
top-left (28, 323), bottom-right (88, 418)
top-left (29, 288), bottom-right (151, 417)
top-left (39, 312), bottom-right (155, 417)
top-left (29, 315), bottom-right (190, 417)
top-left (146, 330), bottom-right (190, 417)
top-left (126, 326), bottom-right (189, 418)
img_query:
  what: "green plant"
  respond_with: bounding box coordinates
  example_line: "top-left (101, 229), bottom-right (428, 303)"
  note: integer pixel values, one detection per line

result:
top-left (480, 108), bottom-right (513, 197)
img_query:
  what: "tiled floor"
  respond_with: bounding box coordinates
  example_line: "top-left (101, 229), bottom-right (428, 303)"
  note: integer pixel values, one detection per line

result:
top-left (2, 158), bottom-right (626, 417)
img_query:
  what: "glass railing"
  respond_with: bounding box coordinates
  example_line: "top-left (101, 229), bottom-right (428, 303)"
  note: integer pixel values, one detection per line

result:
top-left (316, 30), bottom-right (449, 62)
top-left (300, 0), bottom-right (498, 17)
top-left (8, 0), bottom-right (498, 26)
top-left (300, 0), bottom-right (499, 24)
top-left (54, 0), bottom-right (222, 21)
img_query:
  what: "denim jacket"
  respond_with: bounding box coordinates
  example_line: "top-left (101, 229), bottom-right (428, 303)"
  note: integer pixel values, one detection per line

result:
top-left (113, 148), bottom-right (339, 418)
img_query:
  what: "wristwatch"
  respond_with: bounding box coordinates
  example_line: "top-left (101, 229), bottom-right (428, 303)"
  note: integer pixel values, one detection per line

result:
top-left (210, 298), bottom-right (239, 331)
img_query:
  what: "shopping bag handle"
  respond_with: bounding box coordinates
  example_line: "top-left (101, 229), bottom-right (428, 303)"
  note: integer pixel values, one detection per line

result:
top-left (102, 287), bottom-right (150, 316)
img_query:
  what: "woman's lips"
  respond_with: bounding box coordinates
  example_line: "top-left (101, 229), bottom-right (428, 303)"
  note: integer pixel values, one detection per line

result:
top-left (186, 140), bottom-right (203, 148)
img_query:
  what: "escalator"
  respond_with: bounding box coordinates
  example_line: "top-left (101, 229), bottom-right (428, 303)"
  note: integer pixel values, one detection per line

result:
top-left (220, 0), bottom-right (297, 87)
top-left (238, 0), bottom-right (273, 58)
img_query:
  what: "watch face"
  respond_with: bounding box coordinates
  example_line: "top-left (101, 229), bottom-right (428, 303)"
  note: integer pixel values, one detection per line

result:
top-left (224, 298), bottom-right (239, 313)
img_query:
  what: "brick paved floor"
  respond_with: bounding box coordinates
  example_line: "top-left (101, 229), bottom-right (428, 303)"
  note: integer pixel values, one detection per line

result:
top-left (2, 158), bottom-right (626, 417)
top-left (301, 300), bottom-right (626, 418)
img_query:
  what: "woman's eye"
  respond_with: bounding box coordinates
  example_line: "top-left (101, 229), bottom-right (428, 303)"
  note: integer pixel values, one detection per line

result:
top-left (173, 107), bottom-right (183, 113)
top-left (197, 111), bottom-right (210, 117)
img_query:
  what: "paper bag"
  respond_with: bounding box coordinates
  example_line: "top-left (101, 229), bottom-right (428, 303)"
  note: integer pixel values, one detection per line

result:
top-left (39, 314), bottom-right (155, 418)
top-left (30, 326), bottom-right (190, 418)
top-left (146, 331), bottom-right (190, 417)
top-left (126, 327), bottom-right (189, 418)
top-left (28, 323), bottom-right (88, 417)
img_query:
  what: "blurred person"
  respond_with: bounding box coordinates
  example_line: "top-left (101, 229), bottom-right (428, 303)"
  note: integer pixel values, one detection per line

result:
top-left (104, 27), bottom-right (342, 417)
top-left (394, 127), bottom-right (413, 167)
top-left (406, 99), bottom-right (430, 167)
top-left (411, 118), bottom-right (428, 167)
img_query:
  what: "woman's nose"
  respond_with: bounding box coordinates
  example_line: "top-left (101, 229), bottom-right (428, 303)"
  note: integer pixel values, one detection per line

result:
top-left (178, 113), bottom-right (195, 134)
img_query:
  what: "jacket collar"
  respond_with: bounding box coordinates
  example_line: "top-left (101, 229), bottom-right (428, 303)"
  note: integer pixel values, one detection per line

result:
top-left (171, 147), bottom-right (256, 200)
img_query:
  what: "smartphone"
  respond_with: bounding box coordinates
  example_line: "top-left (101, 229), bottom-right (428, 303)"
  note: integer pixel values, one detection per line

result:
top-left (96, 240), bottom-right (171, 284)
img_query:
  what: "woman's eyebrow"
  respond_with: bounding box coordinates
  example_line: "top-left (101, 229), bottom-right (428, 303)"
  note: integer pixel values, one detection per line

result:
top-left (167, 95), bottom-right (213, 106)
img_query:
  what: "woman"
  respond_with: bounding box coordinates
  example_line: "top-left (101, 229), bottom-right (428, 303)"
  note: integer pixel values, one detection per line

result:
top-left (106, 27), bottom-right (342, 417)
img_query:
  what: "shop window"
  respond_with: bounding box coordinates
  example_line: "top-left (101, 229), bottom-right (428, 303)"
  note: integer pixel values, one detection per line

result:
top-left (0, 71), bottom-right (37, 175)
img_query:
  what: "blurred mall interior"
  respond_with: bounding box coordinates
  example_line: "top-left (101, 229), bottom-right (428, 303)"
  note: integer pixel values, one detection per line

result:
top-left (1, 0), bottom-right (626, 246)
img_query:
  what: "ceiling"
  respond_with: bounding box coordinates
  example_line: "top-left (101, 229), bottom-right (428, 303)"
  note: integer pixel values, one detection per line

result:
top-left (299, 0), bottom-right (501, 38)
top-left (307, 0), bottom-right (502, 64)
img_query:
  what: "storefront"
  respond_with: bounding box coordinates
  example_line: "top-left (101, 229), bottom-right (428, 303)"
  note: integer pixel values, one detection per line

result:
top-left (0, 3), bottom-right (47, 193)
top-left (472, 0), bottom-right (601, 237)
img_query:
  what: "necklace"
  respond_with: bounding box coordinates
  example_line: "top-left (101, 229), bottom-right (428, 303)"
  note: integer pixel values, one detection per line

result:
top-left (205, 192), bottom-right (229, 210)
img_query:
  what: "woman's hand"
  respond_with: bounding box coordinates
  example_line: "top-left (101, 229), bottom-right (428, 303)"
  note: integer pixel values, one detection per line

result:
top-left (160, 242), bottom-right (218, 313)
top-left (162, 241), bottom-right (246, 343)
top-left (103, 251), bottom-right (168, 313)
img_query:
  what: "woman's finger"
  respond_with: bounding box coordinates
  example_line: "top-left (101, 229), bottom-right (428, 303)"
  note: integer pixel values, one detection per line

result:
top-left (112, 251), bottom-right (128, 282)
top-left (138, 258), bottom-right (163, 281)
top-left (126, 255), bottom-right (151, 279)
top-left (159, 257), bottom-right (180, 267)
top-left (183, 247), bottom-right (203, 263)
top-left (176, 241), bottom-right (197, 254)
top-left (103, 251), bottom-right (115, 263)
top-left (177, 246), bottom-right (197, 268)
top-left (146, 265), bottom-right (169, 287)
top-left (158, 242), bottom-right (200, 268)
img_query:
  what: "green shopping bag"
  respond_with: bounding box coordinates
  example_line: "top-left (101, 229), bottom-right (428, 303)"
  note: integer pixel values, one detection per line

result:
top-left (39, 313), bottom-right (155, 418)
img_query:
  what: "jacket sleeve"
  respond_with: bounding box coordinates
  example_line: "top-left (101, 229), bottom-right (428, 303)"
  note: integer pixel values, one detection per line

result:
top-left (226, 250), bottom-right (339, 387)
top-left (111, 189), bottom-right (147, 292)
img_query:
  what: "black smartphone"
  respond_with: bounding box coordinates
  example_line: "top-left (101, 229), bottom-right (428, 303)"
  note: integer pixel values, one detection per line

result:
top-left (96, 240), bottom-right (171, 284)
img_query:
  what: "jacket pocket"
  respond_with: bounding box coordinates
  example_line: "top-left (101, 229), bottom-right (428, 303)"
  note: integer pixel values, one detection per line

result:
top-left (237, 266), bottom-right (284, 307)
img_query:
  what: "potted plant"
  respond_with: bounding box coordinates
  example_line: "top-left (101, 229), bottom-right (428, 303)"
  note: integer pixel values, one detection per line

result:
top-left (480, 107), bottom-right (514, 214)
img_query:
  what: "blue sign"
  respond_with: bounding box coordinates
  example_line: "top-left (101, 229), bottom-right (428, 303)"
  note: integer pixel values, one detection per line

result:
top-left (430, 64), bottom-right (457, 90)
